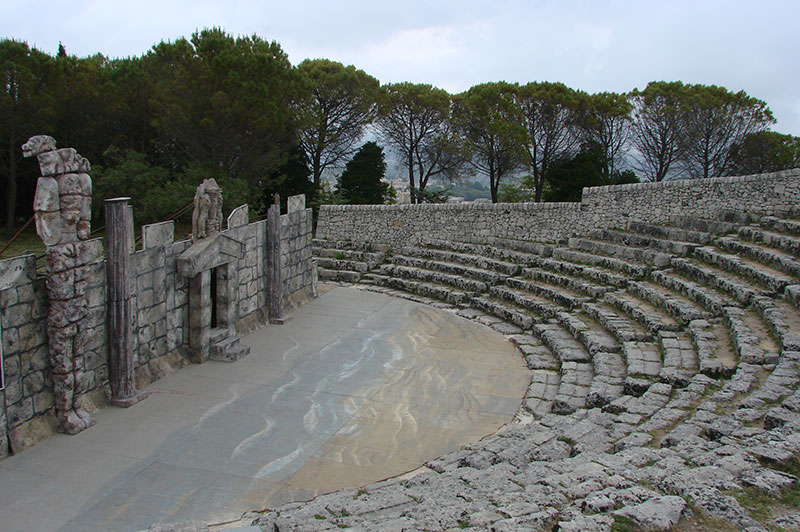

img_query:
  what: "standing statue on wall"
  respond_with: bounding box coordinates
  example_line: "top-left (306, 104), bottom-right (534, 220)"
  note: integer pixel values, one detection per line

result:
top-left (192, 178), bottom-right (223, 242)
top-left (23, 135), bottom-right (99, 434)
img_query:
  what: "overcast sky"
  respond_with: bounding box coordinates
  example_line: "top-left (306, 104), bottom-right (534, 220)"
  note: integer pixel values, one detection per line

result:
top-left (3, 0), bottom-right (799, 136)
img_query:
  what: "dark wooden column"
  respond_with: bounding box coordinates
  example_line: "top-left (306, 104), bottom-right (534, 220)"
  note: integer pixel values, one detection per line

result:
top-left (267, 195), bottom-right (288, 324)
top-left (105, 198), bottom-right (145, 407)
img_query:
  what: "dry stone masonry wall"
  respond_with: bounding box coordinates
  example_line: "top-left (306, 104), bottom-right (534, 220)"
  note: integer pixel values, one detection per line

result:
top-left (317, 169), bottom-right (800, 247)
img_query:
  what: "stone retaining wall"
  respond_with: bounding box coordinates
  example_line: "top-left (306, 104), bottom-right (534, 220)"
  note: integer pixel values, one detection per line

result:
top-left (317, 169), bottom-right (800, 246)
top-left (0, 199), bottom-right (314, 455)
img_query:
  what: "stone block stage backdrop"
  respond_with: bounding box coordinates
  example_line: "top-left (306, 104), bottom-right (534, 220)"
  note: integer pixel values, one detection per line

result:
top-left (0, 137), bottom-right (315, 454)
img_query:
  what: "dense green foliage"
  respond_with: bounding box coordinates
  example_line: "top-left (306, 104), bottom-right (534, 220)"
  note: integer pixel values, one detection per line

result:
top-left (453, 82), bottom-right (527, 203)
top-left (336, 142), bottom-right (393, 204)
top-left (728, 131), bottom-right (800, 175)
top-left (297, 59), bottom-right (379, 206)
top-left (1, 28), bottom-right (797, 238)
top-left (377, 82), bottom-right (457, 203)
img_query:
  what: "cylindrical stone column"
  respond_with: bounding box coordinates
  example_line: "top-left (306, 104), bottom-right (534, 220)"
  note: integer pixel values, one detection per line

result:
top-left (105, 197), bottom-right (145, 407)
top-left (267, 196), bottom-right (288, 324)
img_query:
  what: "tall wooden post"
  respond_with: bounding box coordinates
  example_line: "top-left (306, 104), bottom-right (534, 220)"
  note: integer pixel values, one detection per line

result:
top-left (267, 194), bottom-right (288, 324)
top-left (105, 198), bottom-right (145, 407)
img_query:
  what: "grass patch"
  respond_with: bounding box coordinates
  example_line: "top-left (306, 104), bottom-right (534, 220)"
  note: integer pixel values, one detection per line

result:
top-left (672, 503), bottom-right (740, 532)
top-left (0, 226), bottom-right (46, 260)
top-left (335, 251), bottom-right (346, 260)
top-left (611, 514), bottom-right (641, 532)
top-left (314, 514), bottom-right (327, 520)
top-left (771, 455), bottom-right (800, 478)
top-left (729, 484), bottom-right (800, 530)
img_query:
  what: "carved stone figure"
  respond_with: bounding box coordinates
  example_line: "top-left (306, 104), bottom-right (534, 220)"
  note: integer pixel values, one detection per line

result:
top-left (192, 178), bottom-right (223, 242)
top-left (23, 135), bottom-right (97, 435)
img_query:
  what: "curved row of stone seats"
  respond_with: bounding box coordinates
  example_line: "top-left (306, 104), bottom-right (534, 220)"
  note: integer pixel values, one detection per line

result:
top-left (697, 244), bottom-right (796, 292)
top-left (669, 256), bottom-right (762, 305)
top-left (567, 236), bottom-right (672, 268)
top-left (739, 224), bottom-right (800, 257)
top-left (717, 235), bottom-right (800, 279)
top-left (261, 213), bottom-right (800, 531)
top-left (590, 228), bottom-right (702, 256)
top-left (312, 238), bottom-right (387, 283)
top-left (626, 220), bottom-right (715, 244)
top-left (387, 252), bottom-right (510, 285)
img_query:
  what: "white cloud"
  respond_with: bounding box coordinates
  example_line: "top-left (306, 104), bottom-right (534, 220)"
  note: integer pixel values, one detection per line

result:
top-left (2, 0), bottom-right (799, 135)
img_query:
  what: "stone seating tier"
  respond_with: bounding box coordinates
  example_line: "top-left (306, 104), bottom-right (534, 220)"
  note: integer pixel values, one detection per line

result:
top-left (297, 211), bottom-right (800, 532)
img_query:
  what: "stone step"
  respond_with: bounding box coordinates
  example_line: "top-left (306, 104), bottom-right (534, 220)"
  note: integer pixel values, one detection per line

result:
top-left (760, 216), bottom-right (800, 237)
top-left (567, 237), bottom-right (671, 268)
top-left (365, 273), bottom-right (474, 306)
top-left (470, 295), bottom-right (537, 330)
top-left (211, 341), bottom-right (250, 362)
top-left (509, 334), bottom-right (559, 370)
top-left (669, 257), bottom-right (760, 305)
top-left (586, 351), bottom-right (626, 407)
top-left (412, 241), bottom-right (629, 290)
top-left (669, 215), bottom-right (739, 235)
top-left (533, 322), bottom-right (592, 363)
top-left (379, 264), bottom-right (488, 293)
top-left (752, 296), bottom-right (800, 352)
top-left (622, 341), bottom-right (662, 377)
top-left (741, 352), bottom-right (800, 408)
top-left (505, 277), bottom-right (589, 309)
top-left (688, 318), bottom-right (733, 377)
top-left (659, 330), bottom-right (697, 387)
top-left (313, 248), bottom-right (385, 267)
top-left (555, 311), bottom-right (620, 354)
top-left (318, 268), bottom-right (362, 283)
top-left (723, 306), bottom-right (780, 367)
top-left (603, 291), bottom-right (681, 334)
top-left (398, 245), bottom-right (520, 276)
top-left (527, 256), bottom-right (628, 288)
top-left (627, 220), bottom-right (714, 245)
top-left (314, 257), bottom-right (370, 273)
top-left (627, 281), bottom-right (708, 324)
top-left (699, 244), bottom-right (795, 292)
top-left (312, 238), bottom-right (389, 253)
top-left (488, 285), bottom-right (560, 319)
top-left (390, 254), bottom-right (508, 284)
top-left (604, 382), bottom-right (673, 417)
top-left (582, 302), bottom-right (652, 343)
top-left (524, 370), bottom-right (560, 417)
top-left (650, 270), bottom-right (729, 316)
top-left (715, 237), bottom-right (800, 280)
top-left (591, 228), bottom-right (700, 255)
top-left (738, 226), bottom-right (800, 258)
top-left (521, 268), bottom-right (614, 299)
top-left (551, 361), bottom-right (592, 414)
top-left (209, 332), bottom-right (250, 362)
top-left (422, 237), bottom-right (555, 260)
top-left (208, 327), bottom-right (231, 345)
top-left (552, 248), bottom-right (648, 278)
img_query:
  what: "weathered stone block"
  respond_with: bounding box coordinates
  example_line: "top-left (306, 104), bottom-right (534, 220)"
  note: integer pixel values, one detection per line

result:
top-left (32, 390), bottom-right (54, 414)
top-left (142, 220), bottom-right (175, 249)
top-left (2, 327), bottom-right (20, 356)
top-left (7, 396), bottom-right (34, 425)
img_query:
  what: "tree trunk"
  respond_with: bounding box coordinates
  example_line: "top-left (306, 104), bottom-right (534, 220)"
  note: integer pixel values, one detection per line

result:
top-left (4, 139), bottom-right (18, 241)
top-left (407, 150), bottom-right (416, 204)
